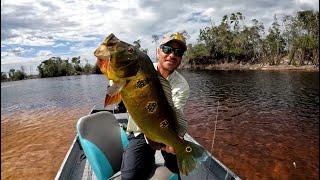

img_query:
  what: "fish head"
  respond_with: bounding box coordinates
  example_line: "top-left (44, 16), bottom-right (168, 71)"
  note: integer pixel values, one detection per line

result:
top-left (94, 33), bottom-right (139, 81)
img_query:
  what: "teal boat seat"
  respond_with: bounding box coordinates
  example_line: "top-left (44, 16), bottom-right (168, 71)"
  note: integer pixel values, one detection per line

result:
top-left (77, 111), bottom-right (179, 180)
top-left (77, 111), bottom-right (128, 180)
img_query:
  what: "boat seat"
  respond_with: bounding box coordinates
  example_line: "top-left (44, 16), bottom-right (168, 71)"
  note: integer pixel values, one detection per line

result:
top-left (77, 111), bottom-right (129, 180)
top-left (77, 111), bottom-right (179, 180)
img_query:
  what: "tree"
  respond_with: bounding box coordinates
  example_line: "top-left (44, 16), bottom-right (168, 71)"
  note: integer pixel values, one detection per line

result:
top-left (264, 15), bottom-right (286, 65)
top-left (152, 34), bottom-right (159, 45)
top-left (7, 69), bottom-right (26, 81)
top-left (282, 10), bottom-right (319, 65)
top-left (180, 30), bottom-right (190, 40)
top-left (133, 39), bottom-right (141, 49)
top-left (8, 69), bottom-right (15, 79)
top-left (37, 57), bottom-right (77, 78)
top-left (152, 34), bottom-right (159, 57)
top-left (93, 63), bottom-right (102, 74)
top-left (83, 63), bottom-right (93, 74)
top-left (12, 70), bottom-right (26, 80)
top-left (71, 56), bottom-right (82, 73)
top-left (1, 72), bottom-right (7, 81)
top-left (71, 56), bottom-right (81, 65)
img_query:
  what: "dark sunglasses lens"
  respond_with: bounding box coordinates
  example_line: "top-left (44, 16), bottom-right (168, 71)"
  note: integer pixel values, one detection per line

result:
top-left (162, 46), bottom-right (172, 54)
top-left (174, 49), bottom-right (184, 57)
top-left (161, 45), bottom-right (184, 57)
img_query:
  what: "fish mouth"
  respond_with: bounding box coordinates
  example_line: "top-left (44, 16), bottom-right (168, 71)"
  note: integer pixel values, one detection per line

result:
top-left (94, 44), bottom-right (111, 60)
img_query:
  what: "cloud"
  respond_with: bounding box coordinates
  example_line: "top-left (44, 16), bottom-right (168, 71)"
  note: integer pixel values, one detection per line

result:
top-left (1, 0), bottom-right (319, 73)
top-left (52, 43), bottom-right (67, 48)
top-left (36, 50), bottom-right (53, 57)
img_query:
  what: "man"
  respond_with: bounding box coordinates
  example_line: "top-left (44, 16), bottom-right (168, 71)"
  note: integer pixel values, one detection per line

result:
top-left (121, 32), bottom-right (190, 180)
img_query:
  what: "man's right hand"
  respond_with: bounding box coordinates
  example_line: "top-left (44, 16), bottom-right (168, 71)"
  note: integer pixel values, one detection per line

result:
top-left (161, 145), bottom-right (176, 154)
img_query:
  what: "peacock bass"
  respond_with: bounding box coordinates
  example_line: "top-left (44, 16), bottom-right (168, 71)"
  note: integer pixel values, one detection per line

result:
top-left (94, 33), bottom-right (207, 175)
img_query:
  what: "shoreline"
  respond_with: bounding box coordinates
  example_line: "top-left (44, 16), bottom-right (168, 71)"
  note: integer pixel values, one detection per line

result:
top-left (180, 63), bottom-right (319, 72)
top-left (2, 64), bottom-right (319, 82)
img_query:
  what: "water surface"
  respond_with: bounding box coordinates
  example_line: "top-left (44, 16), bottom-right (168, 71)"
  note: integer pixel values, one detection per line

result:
top-left (1, 71), bottom-right (319, 179)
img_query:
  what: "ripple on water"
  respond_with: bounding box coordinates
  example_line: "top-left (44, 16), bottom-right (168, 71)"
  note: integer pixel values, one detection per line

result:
top-left (1, 72), bottom-right (319, 179)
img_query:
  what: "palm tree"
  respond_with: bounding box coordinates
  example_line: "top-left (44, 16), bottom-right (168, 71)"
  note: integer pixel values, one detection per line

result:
top-left (152, 34), bottom-right (159, 59)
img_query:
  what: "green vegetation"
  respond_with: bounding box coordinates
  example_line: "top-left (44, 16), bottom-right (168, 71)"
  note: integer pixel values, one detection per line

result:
top-left (36, 56), bottom-right (102, 78)
top-left (1, 68), bottom-right (27, 81)
top-left (184, 10), bottom-right (319, 67)
top-left (1, 56), bottom-right (102, 81)
top-left (2, 37), bottom-right (147, 81)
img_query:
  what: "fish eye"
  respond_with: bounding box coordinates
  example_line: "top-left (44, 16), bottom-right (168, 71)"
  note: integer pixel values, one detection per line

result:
top-left (128, 47), bottom-right (134, 54)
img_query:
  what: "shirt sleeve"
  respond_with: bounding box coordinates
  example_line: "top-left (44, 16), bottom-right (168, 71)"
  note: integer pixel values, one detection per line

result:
top-left (172, 82), bottom-right (190, 112)
top-left (170, 74), bottom-right (190, 136)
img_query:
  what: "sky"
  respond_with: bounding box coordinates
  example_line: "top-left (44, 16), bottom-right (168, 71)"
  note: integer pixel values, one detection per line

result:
top-left (1, 0), bottom-right (319, 75)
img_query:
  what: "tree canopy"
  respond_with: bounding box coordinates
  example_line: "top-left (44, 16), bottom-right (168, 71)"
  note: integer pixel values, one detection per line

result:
top-left (185, 10), bottom-right (319, 67)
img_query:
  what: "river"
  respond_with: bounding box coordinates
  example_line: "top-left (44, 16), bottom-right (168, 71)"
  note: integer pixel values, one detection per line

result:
top-left (1, 70), bottom-right (319, 179)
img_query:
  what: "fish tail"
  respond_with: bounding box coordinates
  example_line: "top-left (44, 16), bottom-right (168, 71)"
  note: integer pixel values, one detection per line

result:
top-left (176, 141), bottom-right (208, 176)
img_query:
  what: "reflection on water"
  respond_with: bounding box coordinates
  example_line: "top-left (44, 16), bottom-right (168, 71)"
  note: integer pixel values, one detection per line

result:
top-left (1, 72), bottom-right (319, 179)
top-left (1, 75), bottom-right (108, 179)
top-left (180, 70), bottom-right (319, 179)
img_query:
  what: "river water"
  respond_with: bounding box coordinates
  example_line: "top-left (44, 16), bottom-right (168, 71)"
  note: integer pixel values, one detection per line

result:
top-left (1, 71), bottom-right (319, 179)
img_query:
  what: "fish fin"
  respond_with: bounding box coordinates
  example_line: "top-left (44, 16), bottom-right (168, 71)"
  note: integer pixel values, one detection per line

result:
top-left (176, 141), bottom-right (208, 176)
top-left (105, 93), bottom-right (122, 107)
top-left (157, 74), bottom-right (188, 136)
top-left (104, 81), bottom-right (125, 107)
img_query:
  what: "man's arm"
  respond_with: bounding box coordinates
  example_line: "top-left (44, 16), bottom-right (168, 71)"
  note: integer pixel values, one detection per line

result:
top-left (172, 79), bottom-right (190, 137)
top-left (162, 76), bottom-right (190, 154)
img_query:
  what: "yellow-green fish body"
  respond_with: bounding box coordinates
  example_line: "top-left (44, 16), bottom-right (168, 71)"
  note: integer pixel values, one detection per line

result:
top-left (94, 33), bottom-right (206, 175)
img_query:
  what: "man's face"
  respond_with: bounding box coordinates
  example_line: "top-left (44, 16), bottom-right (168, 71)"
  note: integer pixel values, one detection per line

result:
top-left (157, 41), bottom-right (185, 72)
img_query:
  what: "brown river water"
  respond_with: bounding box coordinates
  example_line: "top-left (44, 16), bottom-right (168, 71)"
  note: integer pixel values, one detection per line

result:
top-left (1, 71), bottom-right (319, 179)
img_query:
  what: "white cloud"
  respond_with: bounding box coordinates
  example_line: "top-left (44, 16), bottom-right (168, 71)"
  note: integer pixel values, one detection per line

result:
top-left (1, 55), bottom-right (45, 65)
top-left (52, 43), bottom-right (67, 48)
top-left (202, 8), bottom-right (216, 17)
top-left (36, 50), bottom-right (52, 57)
top-left (1, 0), bottom-right (319, 70)
top-left (295, 0), bottom-right (319, 6)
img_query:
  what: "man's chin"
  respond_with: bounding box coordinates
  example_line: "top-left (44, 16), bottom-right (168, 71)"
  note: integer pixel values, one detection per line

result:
top-left (164, 65), bottom-right (176, 72)
top-left (164, 62), bottom-right (177, 69)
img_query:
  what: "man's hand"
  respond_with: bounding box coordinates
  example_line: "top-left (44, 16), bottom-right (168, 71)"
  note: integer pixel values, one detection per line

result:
top-left (161, 145), bottom-right (176, 154)
top-left (161, 135), bottom-right (184, 154)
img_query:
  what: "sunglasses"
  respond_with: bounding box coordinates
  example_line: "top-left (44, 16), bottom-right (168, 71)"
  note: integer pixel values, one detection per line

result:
top-left (160, 45), bottom-right (184, 57)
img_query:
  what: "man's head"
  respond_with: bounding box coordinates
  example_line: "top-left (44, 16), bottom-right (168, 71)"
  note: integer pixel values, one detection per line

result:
top-left (157, 32), bottom-right (187, 75)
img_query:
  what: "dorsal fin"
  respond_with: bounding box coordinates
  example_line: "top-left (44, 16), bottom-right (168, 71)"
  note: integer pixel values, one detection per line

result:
top-left (157, 74), bottom-right (188, 136)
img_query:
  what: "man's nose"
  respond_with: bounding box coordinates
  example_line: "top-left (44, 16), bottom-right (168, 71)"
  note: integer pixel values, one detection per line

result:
top-left (168, 51), bottom-right (177, 58)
